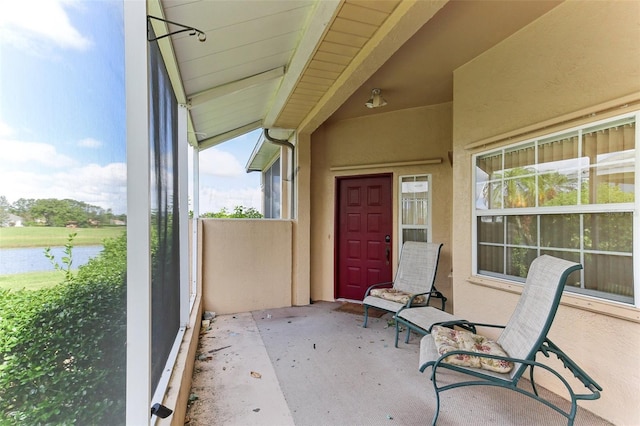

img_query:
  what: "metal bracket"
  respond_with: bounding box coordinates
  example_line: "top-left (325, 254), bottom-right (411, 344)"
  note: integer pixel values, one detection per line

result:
top-left (147, 15), bottom-right (206, 42)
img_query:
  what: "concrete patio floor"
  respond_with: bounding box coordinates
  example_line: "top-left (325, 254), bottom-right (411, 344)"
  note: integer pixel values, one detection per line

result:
top-left (186, 301), bottom-right (610, 426)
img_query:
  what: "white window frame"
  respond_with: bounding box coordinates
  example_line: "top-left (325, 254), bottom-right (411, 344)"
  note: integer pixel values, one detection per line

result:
top-left (124, 2), bottom-right (151, 423)
top-left (398, 174), bottom-right (432, 251)
top-left (125, 3), bottom-right (195, 423)
top-left (472, 111), bottom-right (639, 308)
top-left (263, 156), bottom-right (281, 219)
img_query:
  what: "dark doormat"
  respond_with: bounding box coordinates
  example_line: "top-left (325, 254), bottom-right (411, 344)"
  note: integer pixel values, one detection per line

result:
top-left (334, 302), bottom-right (387, 318)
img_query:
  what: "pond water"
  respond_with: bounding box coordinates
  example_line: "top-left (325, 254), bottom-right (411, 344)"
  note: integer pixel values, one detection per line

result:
top-left (0, 246), bottom-right (103, 275)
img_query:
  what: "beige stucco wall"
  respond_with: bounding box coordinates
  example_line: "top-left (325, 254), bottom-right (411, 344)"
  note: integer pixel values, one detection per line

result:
top-left (200, 219), bottom-right (293, 315)
top-left (451, 2), bottom-right (640, 425)
top-left (310, 103), bottom-right (453, 305)
top-left (293, 132), bottom-right (312, 306)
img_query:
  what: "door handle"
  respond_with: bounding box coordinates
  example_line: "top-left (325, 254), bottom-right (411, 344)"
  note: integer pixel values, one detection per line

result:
top-left (384, 235), bottom-right (391, 265)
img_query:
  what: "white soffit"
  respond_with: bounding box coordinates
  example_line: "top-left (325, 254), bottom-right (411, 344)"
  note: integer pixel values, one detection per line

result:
top-left (156, 0), bottom-right (340, 150)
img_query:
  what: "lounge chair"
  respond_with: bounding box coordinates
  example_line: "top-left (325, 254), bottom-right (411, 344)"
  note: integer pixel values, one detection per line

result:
top-left (418, 255), bottom-right (602, 425)
top-left (362, 242), bottom-right (445, 328)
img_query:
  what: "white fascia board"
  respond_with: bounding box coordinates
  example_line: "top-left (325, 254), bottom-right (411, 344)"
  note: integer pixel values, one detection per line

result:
top-left (263, 0), bottom-right (342, 128)
top-left (245, 132), bottom-right (267, 171)
top-left (198, 120), bottom-right (263, 151)
top-left (245, 132), bottom-right (281, 172)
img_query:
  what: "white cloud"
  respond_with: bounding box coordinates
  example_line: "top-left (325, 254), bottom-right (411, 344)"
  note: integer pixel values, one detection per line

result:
top-left (0, 162), bottom-right (127, 214)
top-left (78, 137), bottom-right (102, 148)
top-left (198, 185), bottom-right (261, 215)
top-left (0, 0), bottom-right (91, 51)
top-left (0, 120), bottom-right (14, 138)
top-left (52, 162), bottom-right (127, 212)
top-left (198, 148), bottom-right (245, 177)
top-left (2, 139), bottom-right (75, 168)
top-left (0, 124), bottom-right (126, 213)
top-left (188, 143), bottom-right (262, 214)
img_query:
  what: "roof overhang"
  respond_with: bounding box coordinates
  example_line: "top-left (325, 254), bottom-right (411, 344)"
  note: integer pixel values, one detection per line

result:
top-left (245, 132), bottom-right (281, 173)
top-left (150, 0), bottom-right (344, 149)
top-left (149, 0), bottom-right (438, 150)
top-left (150, 0), bottom-right (562, 155)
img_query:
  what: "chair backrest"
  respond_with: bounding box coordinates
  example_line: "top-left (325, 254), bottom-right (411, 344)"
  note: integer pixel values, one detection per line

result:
top-left (393, 242), bottom-right (443, 296)
top-left (497, 255), bottom-right (582, 379)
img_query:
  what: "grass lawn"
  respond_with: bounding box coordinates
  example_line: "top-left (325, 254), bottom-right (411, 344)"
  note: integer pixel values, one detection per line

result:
top-left (0, 270), bottom-right (67, 291)
top-left (0, 226), bottom-right (125, 248)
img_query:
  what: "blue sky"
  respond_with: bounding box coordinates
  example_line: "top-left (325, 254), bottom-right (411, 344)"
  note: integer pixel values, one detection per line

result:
top-left (0, 0), bottom-right (260, 216)
top-left (191, 129), bottom-right (262, 214)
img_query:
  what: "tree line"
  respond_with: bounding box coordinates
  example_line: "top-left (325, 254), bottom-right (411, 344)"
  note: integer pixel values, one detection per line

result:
top-left (0, 196), bottom-right (126, 228)
top-left (197, 205), bottom-right (262, 218)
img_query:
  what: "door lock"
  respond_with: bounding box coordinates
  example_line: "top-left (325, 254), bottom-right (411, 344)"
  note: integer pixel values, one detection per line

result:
top-left (384, 235), bottom-right (391, 265)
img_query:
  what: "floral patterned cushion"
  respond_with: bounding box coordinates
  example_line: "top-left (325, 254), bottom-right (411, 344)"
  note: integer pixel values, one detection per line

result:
top-left (369, 288), bottom-right (427, 305)
top-left (431, 325), bottom-right (514, 373)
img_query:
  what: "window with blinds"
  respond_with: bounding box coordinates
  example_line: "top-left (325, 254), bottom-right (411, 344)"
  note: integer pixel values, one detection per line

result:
top-left (399, 175), bottom-right (431, 248)
top-left (474, 112), bottom-right (637, 304)
top-left (263, 157), bottom-right (281, 219)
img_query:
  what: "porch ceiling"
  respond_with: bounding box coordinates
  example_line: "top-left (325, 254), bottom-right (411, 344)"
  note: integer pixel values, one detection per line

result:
top-left (152, 0), bottom-right (561, 150)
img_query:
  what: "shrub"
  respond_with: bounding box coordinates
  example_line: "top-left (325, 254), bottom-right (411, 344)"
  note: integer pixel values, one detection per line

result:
top-left (199, 205), bottom-right (263, 218)
top-left (0, 234), bottom-right (127, 425)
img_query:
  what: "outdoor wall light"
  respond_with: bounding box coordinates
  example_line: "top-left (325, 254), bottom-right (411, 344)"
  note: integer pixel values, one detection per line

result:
top-left (365, 88), bottom-right (387, 108)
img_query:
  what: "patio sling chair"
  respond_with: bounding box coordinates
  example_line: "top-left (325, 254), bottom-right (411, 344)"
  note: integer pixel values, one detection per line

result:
top-left (418, 255), bottom-right (602, 425)
top-left (362, 242), bottom-right (445, 328)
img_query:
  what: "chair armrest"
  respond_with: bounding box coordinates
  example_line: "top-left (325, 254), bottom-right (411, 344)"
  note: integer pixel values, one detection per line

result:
top-left (404, 290), bottom-right (444, 308)
top-left (426, 320), bottom-right (506, 334)
top-left (429, 289), bottom-right (447, 301)
top-left (426, 287), bottom-right (448, 310)
top-left (422, 348), bottom-right (521, 372)
top-left (540, 338), bottom-right (603, 393)
top-left (402, 288), bottom-right (448, 308)
top-left (364, 281), bottom-right (393, 297)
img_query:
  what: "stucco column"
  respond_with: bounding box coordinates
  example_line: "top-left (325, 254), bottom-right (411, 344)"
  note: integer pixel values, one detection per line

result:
top-left (292, 132), bottom-right (311, 305)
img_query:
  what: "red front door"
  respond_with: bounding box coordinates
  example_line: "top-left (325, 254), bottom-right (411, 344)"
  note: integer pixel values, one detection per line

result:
top-left (336, 174), bottom-right (393, 300)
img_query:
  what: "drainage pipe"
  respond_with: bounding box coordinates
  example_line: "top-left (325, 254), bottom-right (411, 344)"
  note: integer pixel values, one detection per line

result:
top-left (264, 129), bottom-right (295, 218)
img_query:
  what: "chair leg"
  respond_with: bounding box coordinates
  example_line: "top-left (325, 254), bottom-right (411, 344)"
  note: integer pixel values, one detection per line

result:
top-left (529, 365), bottom-right (540, 396)
top-left (431, 378), bottom-right (441, 426)
top-left (404, 326), bottom-right (411, 344)
top-left (567, 398), bottom-right (578, 426)
top-left (394, 319), bottom-right (401, 347)
top-left (363, 306), bottom-right (369, 328)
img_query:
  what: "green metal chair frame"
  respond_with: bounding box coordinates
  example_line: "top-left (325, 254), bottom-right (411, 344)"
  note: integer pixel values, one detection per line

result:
top-left (418, 255), bottom-right (602, 425)
top-left (362, 242), bottom-right (445, 328)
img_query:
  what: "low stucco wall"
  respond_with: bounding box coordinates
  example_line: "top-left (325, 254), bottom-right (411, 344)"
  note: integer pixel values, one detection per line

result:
top-left (201, 219), bottom-right (293, 315)
top-left (452, 2), bottom-right (640, 424)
